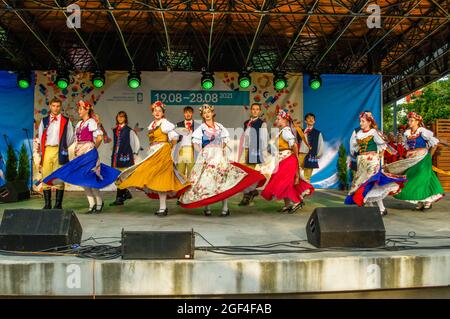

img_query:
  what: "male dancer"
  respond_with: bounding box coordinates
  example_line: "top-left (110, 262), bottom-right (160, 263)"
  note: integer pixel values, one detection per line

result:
top-left (238, 103), bottom-right (268, 206)
top-left (297, 113), bottom-right (323, 182)
top-left (110, 111), bottom-right (140, 206)
top-left (175, 106), bottom-right (197, 179)
top-left (38, 97), bottom-right (74, 209)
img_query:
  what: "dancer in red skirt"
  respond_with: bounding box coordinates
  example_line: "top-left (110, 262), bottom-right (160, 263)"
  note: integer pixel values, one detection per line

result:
top-left (261, 109), bottom-right (314, 213)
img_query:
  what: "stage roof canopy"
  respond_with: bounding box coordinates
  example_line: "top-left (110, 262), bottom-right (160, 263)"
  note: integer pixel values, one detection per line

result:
top-left (0, 0), bottom-right (448, 104)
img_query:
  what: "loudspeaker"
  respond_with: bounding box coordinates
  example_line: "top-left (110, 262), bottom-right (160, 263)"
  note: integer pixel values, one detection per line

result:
top-left (306, 207), bottom-right (385, 248)
top-left (0, 209), bottom-right (82, 251)
top-left (0, 180), bottom-right (30, 203)
top-left (121, 229), bottom-right (195, 260)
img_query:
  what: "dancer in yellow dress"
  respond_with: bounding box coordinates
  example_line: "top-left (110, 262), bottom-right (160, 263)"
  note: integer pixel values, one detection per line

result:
top-left (116, 101), bottom-right (191, 217)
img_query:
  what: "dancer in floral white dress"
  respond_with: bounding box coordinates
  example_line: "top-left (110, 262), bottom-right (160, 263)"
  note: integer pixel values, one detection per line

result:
top-left (179, 104), bottom-right (266, 216)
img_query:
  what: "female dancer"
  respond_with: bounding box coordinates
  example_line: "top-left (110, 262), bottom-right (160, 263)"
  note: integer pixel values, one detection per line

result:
top-left (345, 111), bottom-right (406, 215)
top-left (116, 101), bottom-right (190, 217)
top-left (179, 104), bottom-right (266, 216)
top-left (261, 109), bottom-right (314, 213)
top-left (43, 100), bottom-right (121, 213)
top-left (385, 112), bottom-right (444, 210)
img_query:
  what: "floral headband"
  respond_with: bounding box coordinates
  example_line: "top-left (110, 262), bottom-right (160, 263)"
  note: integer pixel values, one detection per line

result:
top-left (151, 100), bottom-right (166, 111)
top-left (199, 103), bottom-right (214, 114)
top-left (277, 109), bottom-right (292, 121)
top-left (359, 111), bottom-right (374, 121)
top-left (407, 111), bottom-right (423, 122)
top-left (77, 100), bottom-right (93, 110)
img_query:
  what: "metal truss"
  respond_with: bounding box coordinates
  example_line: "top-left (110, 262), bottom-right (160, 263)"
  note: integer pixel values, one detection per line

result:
top-left (0, 0), bottom-right (448, 104)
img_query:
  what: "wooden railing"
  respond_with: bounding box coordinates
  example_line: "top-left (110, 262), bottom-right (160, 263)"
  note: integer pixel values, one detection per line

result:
top-left (433, 119), bottom-right (450, 192)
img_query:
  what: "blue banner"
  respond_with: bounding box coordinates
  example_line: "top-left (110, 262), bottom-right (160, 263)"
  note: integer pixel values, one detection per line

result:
top-left (303, 74), bottom-right (382, 188)
top-left (151, 90), bottom-right (250, 106)
top-left (0, 71), bottom-right (34, 187)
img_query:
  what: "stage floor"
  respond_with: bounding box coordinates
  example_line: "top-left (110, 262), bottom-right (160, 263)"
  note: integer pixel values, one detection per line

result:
top-left (0, 190), bottom-right (449, 297)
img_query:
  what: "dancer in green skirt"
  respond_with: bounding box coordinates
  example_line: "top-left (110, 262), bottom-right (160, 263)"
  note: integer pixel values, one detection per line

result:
top-left (384, 112), bottom-right (444, 211)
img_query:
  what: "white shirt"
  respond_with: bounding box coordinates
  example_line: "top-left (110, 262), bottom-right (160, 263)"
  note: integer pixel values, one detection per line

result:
top-left (349, 128), bottom-right (386, 156)
top-left (147, 118), bottom-right (177, 141)
top-left (38, 114), bottom-right (75, 147)
top-left (299, 126), bottom-right (324, 157)
top-left (243, 118), bottom-right (268, 150)
top-left (180, 120), bottom-right (195, 148)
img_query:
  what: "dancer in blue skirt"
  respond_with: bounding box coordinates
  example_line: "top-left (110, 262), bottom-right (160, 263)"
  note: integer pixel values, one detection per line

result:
top-left (43, 100), bottom-right (120, 214)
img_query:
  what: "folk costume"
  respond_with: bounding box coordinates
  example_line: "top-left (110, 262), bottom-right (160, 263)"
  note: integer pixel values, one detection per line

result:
top-left (116, 101), bottom-right (190, 216)
top-left (43, 115), bottom-right (121, 213)
top-left (38, 112), bottom-right (75, 209)
top-left (261, 110), bottom-right (314, 213)
top-left (179, 104), bottom-right (266, 216)
top-left (345, 112), bottom-right (406, 215)
top-left (110, 122), bottom-right (140, 206)
top-left (384, 112), bottom-right (444, 210)
top-left (238, 115), bottom-right (268, 206)
top-left (297, 126), bottom-right (324, 182)
top-left (174, 118), bottom-right (199, 179)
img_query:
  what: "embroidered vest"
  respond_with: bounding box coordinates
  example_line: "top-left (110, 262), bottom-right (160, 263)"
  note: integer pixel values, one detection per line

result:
top-left (41, 115), bottom-right (69, 165)
top-left (112, 125), bottom-right (134, 168)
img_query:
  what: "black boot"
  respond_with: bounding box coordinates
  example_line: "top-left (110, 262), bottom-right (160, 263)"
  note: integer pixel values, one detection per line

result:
top-left (53, 189), bottom-right (64, 209)
top-left (124, 189), bottom-right (132, 200)
top-left (110, 189), bottom-right (125, 206)
top-left (43, 190), bottom-right (52, 209)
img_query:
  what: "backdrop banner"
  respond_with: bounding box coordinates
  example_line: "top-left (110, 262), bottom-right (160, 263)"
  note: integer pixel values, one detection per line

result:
top-left (0, 71), bottom-right (34, 188)
top-left (303, 74), bottom-right (382, 188)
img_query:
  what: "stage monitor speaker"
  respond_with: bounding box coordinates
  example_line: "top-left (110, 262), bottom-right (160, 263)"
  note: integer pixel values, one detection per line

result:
top-left (306, 207), bottom-right (385, 248)
top-left (0, 180), bottom-right (30, 203)
top-left (0, 209), bottom-right (82, 251)
top-left (121, 229), bottom-right (195, 260)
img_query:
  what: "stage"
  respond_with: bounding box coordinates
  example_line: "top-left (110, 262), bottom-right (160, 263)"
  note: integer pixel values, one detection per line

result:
top-left (0, 190), bottom-right (449, 297)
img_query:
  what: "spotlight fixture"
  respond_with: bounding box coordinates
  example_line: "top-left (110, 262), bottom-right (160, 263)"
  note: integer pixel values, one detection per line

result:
top-left (201, 70), bottom-right (215, 90)
top-left (92, 70), bottom-right (105, 89)
top-left (238, 70), bottom-right (251, 89)
top-left (273, 71), bottom-right (287, 91)
top-left (128, 69), bottom-right (141, 89)
top-left (17, 71), bottom-right (32, 89)
top-left (55, 70), bottom-right (70, 90)
top-left (308, 74), bottom-right (322, 90)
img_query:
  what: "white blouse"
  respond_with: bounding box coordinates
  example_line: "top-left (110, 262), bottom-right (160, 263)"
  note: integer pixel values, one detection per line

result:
top-left (147, 118), bottom-right (177, 141)
top-left (192, 122), bottom-right (230, 146)
top-left (403, 127), bottom-right (439, 149)
top-left (76, 118), bottom-right (103, 139)
top-left (280, 126), bottom-right (296, 147)
top-left (349, 128), bottom-right (386, 156)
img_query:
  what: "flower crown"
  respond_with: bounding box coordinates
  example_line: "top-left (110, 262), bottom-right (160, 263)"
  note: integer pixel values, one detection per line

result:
top-left (277, 108), bottom-right (292, 121)
top-left (199, 104), bottom-right (214, 114)
top-left (151, 100), bottom-right (166, 111)
top-left (407, 111), bottom-right (423, 122)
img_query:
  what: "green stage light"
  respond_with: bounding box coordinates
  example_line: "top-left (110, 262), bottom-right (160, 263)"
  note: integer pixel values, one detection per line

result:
top-left (308, 74), bottom-right (322, 90)
top-left (17, 71), bottom-right (31, 89)
top-left (92, 70), bottom-right (105, 88)
top-left (238, 71), bottom-right (251, 89)
top-left (55, 70), bottom-right (70, 89)
top-left (273, 71), bottom-right (287, 91)
top-left (201, 71), bottom-right (215, 90)
top-left (128, 69), bottom-right (141, 89)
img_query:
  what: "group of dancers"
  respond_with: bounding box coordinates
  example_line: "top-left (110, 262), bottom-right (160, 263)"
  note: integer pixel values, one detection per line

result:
top-left (38, 98), bottom-right (444, 217)
top-left (346, 111), bottom-right (444, 214)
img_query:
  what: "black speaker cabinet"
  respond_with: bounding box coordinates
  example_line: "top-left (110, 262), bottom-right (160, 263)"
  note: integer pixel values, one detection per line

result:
top-left (306, 207), bottom-right (385, 248)
top-left (0, 180), bottom-right (30, 203)
top-left (0, 209), bottom-right (82, 251)
top-left (121, 229), bottom-right (195, 260)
